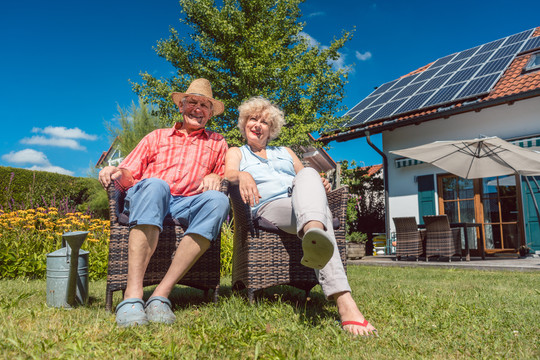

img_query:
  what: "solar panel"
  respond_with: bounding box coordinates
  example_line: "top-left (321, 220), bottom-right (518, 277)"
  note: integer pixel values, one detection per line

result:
top-left (341, 28), bottom-right (537, 128)
top-left (418, 74), bottom-right (451, 92)
top-left (445, 65), bottom-right (481, 86)
top-left (423, 83), bottom-right (464, 107)
top-left (371, 99), bottom-right (407, 119)
top-left (462, 50), bottom-right (494, 68)
top-left (521, 36), bottom-right (540, 53)
top-left (345, 105), bottom-right (383, 127)
top-left (436, 59), bottom-right (467, 76)
top-left (394, 81), bottom-right (426, 99)
top-left (456, 73), bottom-right (499, 99)
top-left (476, 56), bottom-right (513, 77)
top-left (430, 54), bottom-right (456, 68)
top-left (396, 90), bottom-right (436, 114)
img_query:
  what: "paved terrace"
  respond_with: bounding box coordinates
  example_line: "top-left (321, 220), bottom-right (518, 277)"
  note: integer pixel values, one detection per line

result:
top-left (349, 254), bottom-right (540, 272)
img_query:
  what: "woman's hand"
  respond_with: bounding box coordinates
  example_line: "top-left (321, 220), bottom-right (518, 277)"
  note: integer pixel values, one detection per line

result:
top-left (321, 176), bottom-right (332, 193)
top-left (239, 172), bottom-right (261, 206)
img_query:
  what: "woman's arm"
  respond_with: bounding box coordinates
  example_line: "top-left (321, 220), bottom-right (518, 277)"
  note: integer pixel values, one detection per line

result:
top-left (284, 147), bottom-right (305, 174)
top-left (224, 147), bottom-right (261, 206)
top-left (284, 147), bottom-right (331, 193)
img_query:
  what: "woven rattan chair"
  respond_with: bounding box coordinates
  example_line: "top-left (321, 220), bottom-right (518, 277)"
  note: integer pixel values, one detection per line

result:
top-left (423, 215), bottom-right (462, 262)
top-left (229, 183), bottom-right (348, 302)
top-left (393, 217), bottom-right (425, 261)
top-left (105, 181), bottom-right (227, 311)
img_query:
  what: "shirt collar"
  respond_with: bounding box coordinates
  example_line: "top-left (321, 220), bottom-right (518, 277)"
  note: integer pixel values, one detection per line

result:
top-left (169, 122), bottom-right (210, 139)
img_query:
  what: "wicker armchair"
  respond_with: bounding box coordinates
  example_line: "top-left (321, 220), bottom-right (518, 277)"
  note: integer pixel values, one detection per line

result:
top-left (423, 215), bottom-right (462, 262)
top-left (393, 217), bottom-right (424, 261)
top-left (105, 182), bottom-right (226, 311)
top-left (229, 184), bottom-right (348, 302)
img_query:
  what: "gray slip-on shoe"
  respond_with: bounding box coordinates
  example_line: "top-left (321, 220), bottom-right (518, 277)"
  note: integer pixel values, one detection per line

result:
top-left (116, 298), bottom-right (149, 327)
top-left (145, 296), bottom-right (176, 324)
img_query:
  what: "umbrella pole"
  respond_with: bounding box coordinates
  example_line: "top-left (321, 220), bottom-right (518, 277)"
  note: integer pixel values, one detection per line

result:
top-left (523, 175), bottom-right (540, 240)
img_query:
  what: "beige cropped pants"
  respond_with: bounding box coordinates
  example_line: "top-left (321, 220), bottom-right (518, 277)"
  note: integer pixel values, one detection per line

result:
top-left (255, 167), bottom-right (351, 298)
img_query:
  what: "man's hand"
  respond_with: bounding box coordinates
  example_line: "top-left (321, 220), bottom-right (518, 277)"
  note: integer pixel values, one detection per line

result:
top-left (98, 166), bottom-right (123, 190)
top-left (197, 173), bottom-right (222, 193)
top-left (238, 172), bottom-right (261, 206)
top-left (321, 176), bottom-right (332, 193)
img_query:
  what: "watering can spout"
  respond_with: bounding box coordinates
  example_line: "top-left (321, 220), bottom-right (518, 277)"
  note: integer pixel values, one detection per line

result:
top-left (63, 231), bottom-right (89, 307)
top-left (46, 231), bottom-right (89, 308)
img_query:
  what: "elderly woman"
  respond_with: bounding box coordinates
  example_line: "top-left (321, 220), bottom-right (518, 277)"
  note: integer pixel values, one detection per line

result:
top-left (224, 96), bottom-right (377, 336)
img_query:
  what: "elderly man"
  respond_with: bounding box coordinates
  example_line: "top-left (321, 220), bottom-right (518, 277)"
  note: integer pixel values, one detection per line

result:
top-left (99, 78), bottom-right (229, 327)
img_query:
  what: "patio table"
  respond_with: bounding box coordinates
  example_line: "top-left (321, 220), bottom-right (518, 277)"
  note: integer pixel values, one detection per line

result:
top-left (418, 222), bottom-right (485, 261)
top-left (449, 222), bottom-right (485, 261)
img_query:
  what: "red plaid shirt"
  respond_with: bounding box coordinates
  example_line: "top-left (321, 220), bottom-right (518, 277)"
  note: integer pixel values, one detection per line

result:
top-left (119, 123), bottom-right (228, 196)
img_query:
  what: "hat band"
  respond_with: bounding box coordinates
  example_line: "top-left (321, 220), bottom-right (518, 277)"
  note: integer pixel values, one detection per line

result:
top-left (186, 92), bottom-right (208, 98)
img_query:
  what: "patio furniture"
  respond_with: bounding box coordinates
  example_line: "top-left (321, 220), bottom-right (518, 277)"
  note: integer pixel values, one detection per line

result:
top-left (104, 181), bottom-right (226, 312)
top-left (229, 183), bottom-right (348, 302)
top-left (392, 217), bottom-right (424, 261)
top-left (423, 215), bottom-right (462, 262)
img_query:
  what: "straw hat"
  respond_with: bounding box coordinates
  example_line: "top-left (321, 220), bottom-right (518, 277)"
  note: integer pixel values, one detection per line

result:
top-left (171, 78), bottom-right (224, 116)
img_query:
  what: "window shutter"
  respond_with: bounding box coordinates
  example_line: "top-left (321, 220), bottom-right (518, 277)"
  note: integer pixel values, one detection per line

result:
top-left (417, 174), bottom-right (436, 225)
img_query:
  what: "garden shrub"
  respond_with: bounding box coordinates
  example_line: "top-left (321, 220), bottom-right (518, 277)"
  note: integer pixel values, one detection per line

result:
top-left (0, 166), bottom-right (108, 219)
top-left (0, 208), bottom-right (110, 280)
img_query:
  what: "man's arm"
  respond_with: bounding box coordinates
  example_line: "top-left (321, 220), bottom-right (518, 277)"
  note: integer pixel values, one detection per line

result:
top-left (98, 166), bottom-right (134, 190)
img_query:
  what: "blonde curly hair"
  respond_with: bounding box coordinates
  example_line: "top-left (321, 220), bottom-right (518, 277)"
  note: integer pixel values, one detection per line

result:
top-left (237, 96), bottom-right (285, 142)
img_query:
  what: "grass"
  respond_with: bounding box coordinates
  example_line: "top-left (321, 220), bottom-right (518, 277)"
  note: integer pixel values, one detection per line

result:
top-left (1, 265), bottom-right (539, 359)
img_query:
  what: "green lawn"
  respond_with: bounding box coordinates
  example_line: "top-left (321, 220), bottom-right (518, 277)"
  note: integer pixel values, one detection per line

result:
top-left (1, 265), bottom-right (538, 359)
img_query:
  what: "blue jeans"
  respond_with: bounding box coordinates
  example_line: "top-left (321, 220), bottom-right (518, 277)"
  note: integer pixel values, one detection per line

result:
top-left (123, 178), bottom-right (229, 241)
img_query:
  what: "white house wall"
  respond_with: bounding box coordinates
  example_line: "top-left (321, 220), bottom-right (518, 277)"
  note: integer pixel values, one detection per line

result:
top-left (382, 96), bottom-right (540, 233)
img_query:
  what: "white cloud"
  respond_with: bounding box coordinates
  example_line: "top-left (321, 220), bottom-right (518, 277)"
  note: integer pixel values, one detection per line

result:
top-left (32, 126), bottom-right (97, 140)
top-left (307, 11), bottom-right (325, 18)
top-left (355, 51), bottom-right (373, 61)
top-left (2, 149), bottom-right (74, 175)
top-left (298, 31), bottom-right (320, 48)
top-left (329, 52), bottom-right (347, 71)
top-left (299, 32), bottom-right (349, 71)
top-left (2, 149), bottom-right (50, 166)
top-left (26, 165), bottom-right (74, 176)
top-left (21, 136), bottom-right (86, 150)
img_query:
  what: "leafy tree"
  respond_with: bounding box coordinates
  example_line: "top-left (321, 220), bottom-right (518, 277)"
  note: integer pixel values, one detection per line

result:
top-left (106, 98), bottom-right (164, 157)
top-left (339, 161), bottom-right (385, 236)
top-left (132, 0), bottom-right (353, 149)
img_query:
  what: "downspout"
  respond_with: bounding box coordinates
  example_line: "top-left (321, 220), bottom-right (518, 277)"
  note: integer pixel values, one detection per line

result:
top-left (365, 131), bottom-right (391, 241)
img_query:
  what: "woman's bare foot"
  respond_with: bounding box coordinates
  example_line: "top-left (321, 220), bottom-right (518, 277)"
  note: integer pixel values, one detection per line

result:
top-left (333, 291), bottom-right (377, 336)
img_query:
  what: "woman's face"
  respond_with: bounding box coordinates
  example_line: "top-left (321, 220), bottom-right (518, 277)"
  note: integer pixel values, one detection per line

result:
top-left (245, 112), bottom-right (271, 146)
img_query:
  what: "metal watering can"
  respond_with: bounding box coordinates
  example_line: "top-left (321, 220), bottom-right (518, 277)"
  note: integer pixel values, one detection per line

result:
top-left (46, 231), bottom-right (89, 308)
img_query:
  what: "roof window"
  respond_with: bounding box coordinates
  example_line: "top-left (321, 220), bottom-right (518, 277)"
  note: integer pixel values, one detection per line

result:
top-left (524, 52), bottom-right (540, 72)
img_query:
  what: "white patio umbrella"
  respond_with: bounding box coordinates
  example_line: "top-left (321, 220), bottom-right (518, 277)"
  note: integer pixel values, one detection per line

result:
top-left (390, 136), bottom-right (540, 179)
top-left (390, 136), bottom-right (540, 224)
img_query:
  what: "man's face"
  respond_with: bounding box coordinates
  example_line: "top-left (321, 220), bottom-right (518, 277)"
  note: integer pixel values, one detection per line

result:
top-left (179, 95), bottom-right (213, 132)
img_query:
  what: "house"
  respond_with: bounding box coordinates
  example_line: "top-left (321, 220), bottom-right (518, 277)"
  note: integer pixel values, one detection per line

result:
top-left (319, 27), bottom-right (540, 255)
top-left (95, 137), bottom-right (123, 168)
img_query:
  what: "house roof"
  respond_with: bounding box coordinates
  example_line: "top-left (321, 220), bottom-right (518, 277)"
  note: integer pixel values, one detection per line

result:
top-left (95, 136), bottom-right (119, 168)
top-left (320, 26), bottom-right (540, 144)
top-left (360, 164), bottom-right (383, 177)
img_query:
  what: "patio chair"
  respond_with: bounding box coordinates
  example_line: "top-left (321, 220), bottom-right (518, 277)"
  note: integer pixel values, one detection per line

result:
top-left (392, 217), bottom-right (424, 261)
top-left (423, 215), bottom-right (462, 262)
top-left (229, 182), bottom-right (348, 302)
top-left (104, 181), bottom-right (227, 311)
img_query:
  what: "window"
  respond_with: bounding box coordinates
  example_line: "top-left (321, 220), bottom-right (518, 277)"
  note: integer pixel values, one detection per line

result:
top-left (524, 53), bottom-right (540, 72)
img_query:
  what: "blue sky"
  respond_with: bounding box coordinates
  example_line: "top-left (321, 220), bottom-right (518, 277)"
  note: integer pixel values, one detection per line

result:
top-left (1, 1), bottom-right (539, 177)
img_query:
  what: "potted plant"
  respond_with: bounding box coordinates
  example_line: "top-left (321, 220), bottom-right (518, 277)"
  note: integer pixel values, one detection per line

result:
top-left (346, 232), bottom-right (368, 260)
top-left (519, 244), bottom-right (531, 257)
